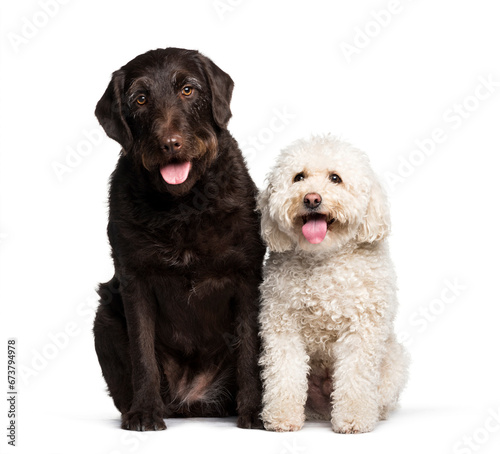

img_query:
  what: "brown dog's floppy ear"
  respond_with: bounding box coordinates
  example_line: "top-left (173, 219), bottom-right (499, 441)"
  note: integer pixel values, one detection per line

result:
top-left (257, 184), bottom-right (294, 253)
top-left (357, 177), bottom-right (391, 243)
top-left (198, 54), bottom-right (234, 129)
top-left (95, 70), bottom-right (133, 152)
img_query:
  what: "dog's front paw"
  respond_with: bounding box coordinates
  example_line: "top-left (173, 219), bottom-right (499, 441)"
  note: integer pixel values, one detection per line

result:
top-left (331, 414), bottom-right (376, 434)
top-left (263, 415), bottom-right (304, 432)
top-left (237, 410), bottom-right (264, 430)
top-left (264, 420), bottom-right (303, 432)
top-left (121, 409), bottom-right (166, 431)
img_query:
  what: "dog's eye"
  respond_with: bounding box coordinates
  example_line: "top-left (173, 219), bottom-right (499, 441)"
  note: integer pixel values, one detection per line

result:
top-left (181, 86), bottom-right (193, 96)
top-left (136, 95), bottom-right (147, 105)
top-left (293, 172), bottom-right (305, 183)
top-left (330, 173), bottom-right (342, 184)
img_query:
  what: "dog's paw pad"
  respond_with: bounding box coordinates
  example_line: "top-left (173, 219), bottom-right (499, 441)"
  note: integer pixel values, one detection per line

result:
top-left (332, 418), bottom-right (375, 434)
top-left (121, 410), bottom-right (166, 431)
top-left (237, 412), bottom-right (264, 430)
top-left (264, 420), bottom-right (303, 432)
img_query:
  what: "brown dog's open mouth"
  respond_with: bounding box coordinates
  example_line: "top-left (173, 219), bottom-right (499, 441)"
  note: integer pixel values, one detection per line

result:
top-left (301, 213), bottom-right (335, 244)
top-left (160, 161), bottom-right (192, 185)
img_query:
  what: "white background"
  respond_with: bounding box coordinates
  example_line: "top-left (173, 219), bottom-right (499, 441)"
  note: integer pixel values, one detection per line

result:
top-left (1, 0), bottom-right (499, 453)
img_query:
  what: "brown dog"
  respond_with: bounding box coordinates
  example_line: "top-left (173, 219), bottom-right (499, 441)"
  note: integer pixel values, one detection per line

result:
top-left (93, 48), bottom-right (265, 431)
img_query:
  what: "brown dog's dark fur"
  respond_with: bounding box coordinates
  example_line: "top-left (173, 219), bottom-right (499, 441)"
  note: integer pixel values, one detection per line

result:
top-left (93, 48), bottom-right (265, 431)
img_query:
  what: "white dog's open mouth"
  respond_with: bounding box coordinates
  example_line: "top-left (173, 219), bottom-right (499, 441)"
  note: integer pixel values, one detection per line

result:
top-left (301, 213), bottom-right (335, 244)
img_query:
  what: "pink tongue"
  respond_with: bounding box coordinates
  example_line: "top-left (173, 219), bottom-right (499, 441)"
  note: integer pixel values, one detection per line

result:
top-left (160, 162), bottom-right (191, 185)
top-left (302, 216), bottom-right (328, 244)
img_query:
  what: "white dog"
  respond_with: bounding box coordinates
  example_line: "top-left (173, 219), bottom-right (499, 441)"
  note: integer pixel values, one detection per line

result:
top-left (257, 136), bottom-right (409, 433)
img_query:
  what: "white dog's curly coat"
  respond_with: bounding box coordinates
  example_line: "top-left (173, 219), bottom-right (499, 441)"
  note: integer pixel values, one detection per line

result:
top-left (257, 136), bottom-right (409, 433)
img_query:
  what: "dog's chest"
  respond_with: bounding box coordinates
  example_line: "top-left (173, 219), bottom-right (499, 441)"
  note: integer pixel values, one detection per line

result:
top-left (290, 256), bottom-right (367, 308)
top-left (292, 261), bottom-right (360, 340)
top-left (133, 211), bottom-right (247, 270)
top-left (265, 252), bottom-right (382, 344)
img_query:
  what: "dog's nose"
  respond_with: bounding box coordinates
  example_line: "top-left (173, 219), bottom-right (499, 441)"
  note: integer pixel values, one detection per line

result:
top-left (304, 193), bottom-right (322, 209)
top-left (163, 135), bottom-right (183, 153)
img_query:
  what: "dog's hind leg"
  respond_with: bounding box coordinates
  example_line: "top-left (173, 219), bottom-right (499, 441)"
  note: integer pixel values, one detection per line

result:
top-left (377, 335), bottom-right (410, 420)
top-left (93, 278), bottom-right (133, 415)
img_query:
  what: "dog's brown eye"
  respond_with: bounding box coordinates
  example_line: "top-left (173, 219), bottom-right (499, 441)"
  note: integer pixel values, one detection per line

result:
top-left (182, 86), bottom-right (193, 96)
top-left (293, 172), bottom-right (305, 183)
top-left (136, 95), bottom-right (147, 105)
top-left (330, 173), bottom-right (342, 184)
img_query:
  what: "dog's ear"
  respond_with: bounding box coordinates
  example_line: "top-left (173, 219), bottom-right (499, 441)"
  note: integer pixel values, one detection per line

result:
top-left (357, 177), bottom-right (391, 243)
top-left (257, 184), bottom-right (294, 253)
top-left (198, 54), bottom-right (234, 129)
top-left (95, 70), bottom-right (133, 152)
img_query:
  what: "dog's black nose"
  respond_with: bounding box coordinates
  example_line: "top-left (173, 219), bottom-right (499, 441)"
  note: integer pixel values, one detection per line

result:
top-left (304, 193), bottom-right (322, 209)
top-left (163, 135), bottom-right (183, 153)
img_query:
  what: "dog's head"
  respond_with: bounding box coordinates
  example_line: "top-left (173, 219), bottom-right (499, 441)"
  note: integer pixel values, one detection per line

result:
top-left (257, 136), bottom-right (390, 253)
top-left (95, 47), bottom-right (233, 196)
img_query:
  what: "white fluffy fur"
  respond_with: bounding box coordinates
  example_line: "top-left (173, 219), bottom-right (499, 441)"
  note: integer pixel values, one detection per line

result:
top-left (257, 136), bottom-right (409, 433)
